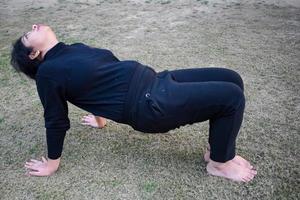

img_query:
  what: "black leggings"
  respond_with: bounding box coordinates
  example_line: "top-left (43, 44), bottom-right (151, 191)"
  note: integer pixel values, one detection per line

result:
top-left (135, 67), bottom-right (245, 163)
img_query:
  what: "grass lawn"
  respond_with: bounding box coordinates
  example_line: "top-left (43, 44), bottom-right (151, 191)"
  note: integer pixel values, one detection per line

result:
top-left (0, 0), bottom-right (299, 199)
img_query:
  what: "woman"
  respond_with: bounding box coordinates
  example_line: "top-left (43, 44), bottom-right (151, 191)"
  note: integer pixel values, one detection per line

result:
top-left (10, 24), bottom-right (257, 182)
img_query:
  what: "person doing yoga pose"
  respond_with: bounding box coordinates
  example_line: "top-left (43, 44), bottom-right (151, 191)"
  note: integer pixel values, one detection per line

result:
top-left (10, 24), bottom-right (257, 182)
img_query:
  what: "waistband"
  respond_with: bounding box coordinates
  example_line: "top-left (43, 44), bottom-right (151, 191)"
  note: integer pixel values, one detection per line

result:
top-left (122, 64), bottom-right (157, 127)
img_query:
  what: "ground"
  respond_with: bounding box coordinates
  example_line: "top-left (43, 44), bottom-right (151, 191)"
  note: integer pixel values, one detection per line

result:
top-left (0, 0), bottom-right (299, 199)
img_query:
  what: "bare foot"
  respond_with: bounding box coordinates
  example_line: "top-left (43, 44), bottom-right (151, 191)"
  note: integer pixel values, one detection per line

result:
top-left (204, 149), bottom-right (253, 169)
top-left (204, 145), bottom-right (253, 169)
top-left (81, 114), bottom-right (107, 128)
top-left (206, 158), bottom-right (257, 182)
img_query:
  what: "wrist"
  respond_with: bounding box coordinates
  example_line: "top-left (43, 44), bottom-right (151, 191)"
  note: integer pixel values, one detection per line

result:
top-left (47, 157), bottom-right (61, 171)
top-left (95, 116), bottom-right (107, 127)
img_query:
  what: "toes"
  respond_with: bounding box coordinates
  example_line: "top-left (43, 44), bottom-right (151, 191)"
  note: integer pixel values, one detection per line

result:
top-left (241, 177), bottom-right (247, 182)
top-left (241, 166), bottom-right (256, 182)
top-left (245, 162), bottom-right (251, 167)
top-left (247, 163), bottom-right (253, 169)
top-left (242, 176), bottom-right (251, 182)
top-left (246, 165), bottom-right (253, 169)
top-left (245, 173), bottom-right (254, 182)
top-left (249, 173), bottom-right (255, 180)
top-left (242, 172), bottom-right (254, 182)
top-left (245, 169), bottom-right (257, 181)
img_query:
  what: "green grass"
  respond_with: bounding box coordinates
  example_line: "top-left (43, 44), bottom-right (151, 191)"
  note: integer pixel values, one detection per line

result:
top-left (142, 180), bottom-right (158, 193)
top-left (0, 117), bottom-right (4, 124)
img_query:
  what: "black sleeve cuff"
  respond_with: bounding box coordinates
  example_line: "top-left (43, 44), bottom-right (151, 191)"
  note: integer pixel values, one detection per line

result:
top-left (46, 129), bottom-right (67, 159)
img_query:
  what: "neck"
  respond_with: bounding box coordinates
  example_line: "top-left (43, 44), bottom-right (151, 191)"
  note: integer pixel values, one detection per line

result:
top-left (40, 38), bottom-right (59, 60)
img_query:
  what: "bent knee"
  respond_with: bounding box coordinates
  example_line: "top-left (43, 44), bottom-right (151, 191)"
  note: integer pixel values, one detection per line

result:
top-left (225, 68), bottom-right (244, 92)
top-left (231, 84), bottom-right (245, 110)
top-left (223, 82), bottom-right (245, 110)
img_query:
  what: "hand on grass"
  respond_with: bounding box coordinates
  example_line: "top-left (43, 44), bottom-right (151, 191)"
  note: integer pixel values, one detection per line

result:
top-left (81, 114), bottom-right (107, 128)
top-left (24, 156), bottom-right (60, 177)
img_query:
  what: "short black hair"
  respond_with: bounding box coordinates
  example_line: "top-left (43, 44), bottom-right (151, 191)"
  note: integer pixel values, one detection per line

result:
top-left (10, 36), bottom-right (42, 80)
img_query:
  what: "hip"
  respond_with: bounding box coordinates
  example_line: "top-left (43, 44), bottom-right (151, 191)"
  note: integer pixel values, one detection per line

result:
top-left (122, 63), bottom-right (157, 128)
top-left (134, 70), bottom-right (189, 133)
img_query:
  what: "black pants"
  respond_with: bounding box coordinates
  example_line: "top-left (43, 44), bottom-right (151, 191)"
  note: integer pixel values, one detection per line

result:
top-left (124, 66), bottom-right (245, 163)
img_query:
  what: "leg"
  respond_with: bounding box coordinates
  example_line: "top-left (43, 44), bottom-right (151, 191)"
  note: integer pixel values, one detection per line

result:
top-left (204, 143), bottom-right (252, 169)
top-left (180, 82), bottom-right (256, 182)
top-left (167, 67), bottom-right (244, 92)
top-left (167, 67), bottom-right (245, 160)
top-left (139, 75), bottom-right (256, 182)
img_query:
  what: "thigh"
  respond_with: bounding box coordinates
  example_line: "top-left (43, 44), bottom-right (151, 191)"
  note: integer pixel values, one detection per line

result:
top-left (135, 71), bottom-right (244, 133)
top-left (167, 67), bottom-right (244, 91)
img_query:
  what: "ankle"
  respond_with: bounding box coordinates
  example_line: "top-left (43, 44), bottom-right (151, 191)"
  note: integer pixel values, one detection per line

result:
top-left (208, 159), bottom-right (230, 169)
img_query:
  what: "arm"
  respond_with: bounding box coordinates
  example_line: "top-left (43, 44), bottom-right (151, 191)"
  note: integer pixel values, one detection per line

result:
top-left (25, 76), bottom-right (70, 176)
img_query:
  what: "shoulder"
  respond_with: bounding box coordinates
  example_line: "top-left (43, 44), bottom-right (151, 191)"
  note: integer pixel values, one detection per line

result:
top-left (69, 42), bottom-right (97, 50)
top-left (35, 74), bottom-right (66, 97)
top-left (35, 73), bottom-right (59, 88)
top-left (69, 42), bottom-right (89, 48)
top-left (70, 42), bottom-right (114, 54)
top-left (36, 61), bottom-right (55, 78)
top-left (36, 50), bottom-right (71, 78)
top-left (36, 59), bottom-right (68, 83)
top-left (35, 61), bottom-right (51, 80)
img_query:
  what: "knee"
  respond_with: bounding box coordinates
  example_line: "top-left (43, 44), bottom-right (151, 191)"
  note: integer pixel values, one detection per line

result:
top-left (225, 83), bottom-right (245, 111)
top-left (231, 84), bottom-right (245, 110)
top-left (227, 68), bottom-right (244, 92)
top-left (237, 88), bottom-right (245, 109)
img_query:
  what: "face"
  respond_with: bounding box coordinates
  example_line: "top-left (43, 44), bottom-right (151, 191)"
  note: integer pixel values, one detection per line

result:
top-left (21, 24), bottom-right (54, 51)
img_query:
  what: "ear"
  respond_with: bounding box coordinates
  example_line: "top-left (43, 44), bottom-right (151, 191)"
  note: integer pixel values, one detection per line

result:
top-left (28, 50), bottom-right (40, 60)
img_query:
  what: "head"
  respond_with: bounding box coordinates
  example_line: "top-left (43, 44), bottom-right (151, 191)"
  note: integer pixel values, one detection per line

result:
top-left (10, 24), bottom-right (58, 80)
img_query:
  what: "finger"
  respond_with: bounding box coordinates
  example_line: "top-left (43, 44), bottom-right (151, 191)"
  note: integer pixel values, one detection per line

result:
top-left (42, 156), bottom-right (47, 163)
top-left (81, 116), bottom-right (90, 121)
top-left (241, 178), bottom-right (247, 183)
top-left (81, 122), bottom-right (91, 125)
top-left (82, 118), bottom-right (92, 122)
top-left (29, 170), bottom-right (42, 176)
top-left (25, 164), bottom-right (40, 171)
top-left (30, 159), bottom-right (40, 163)
top-left (83, 115), bottom-right (92, 119)
top-left (25, 170), bottom-right (37, 177)
top-left (25, 171), bottom-right (31, 176)
top-left (25, 161), bottom-right (34, 166)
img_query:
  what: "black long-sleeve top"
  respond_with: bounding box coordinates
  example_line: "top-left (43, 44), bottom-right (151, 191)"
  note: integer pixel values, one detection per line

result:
top-left (35, 42), bottom-right (148, 159)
